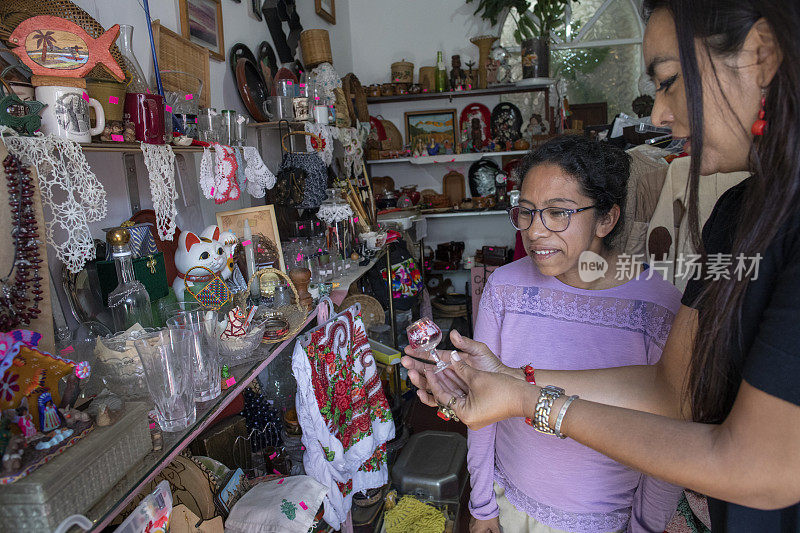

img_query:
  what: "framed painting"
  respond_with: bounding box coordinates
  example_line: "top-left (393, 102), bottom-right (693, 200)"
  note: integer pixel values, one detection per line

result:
top-left (179, 0), bottom-right (225, 61)
top-left (216, 205), bottom-right (285, 272)
top-left (315, 0), bottom-right (336, 24)
top-left (404, 109), bottom-right (457, 154)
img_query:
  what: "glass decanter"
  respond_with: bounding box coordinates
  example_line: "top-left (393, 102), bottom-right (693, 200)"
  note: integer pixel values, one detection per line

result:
top-left (118, 25), bottom-right (151, 93)
top-left (106, 228), bottom-right (153, 332)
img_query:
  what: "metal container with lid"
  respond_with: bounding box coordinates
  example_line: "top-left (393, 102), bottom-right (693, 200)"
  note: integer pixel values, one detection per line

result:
top-left (391, 431), bottom-right (467, 502)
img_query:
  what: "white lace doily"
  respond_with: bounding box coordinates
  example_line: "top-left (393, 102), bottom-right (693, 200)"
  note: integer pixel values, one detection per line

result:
top-left (242, 146), bottom-right (275, 197)
top-left (316, 203), bottom-right (353, 224)
top-left (213, 144), bottom-right (240, 203)
top-left (2, 131), bottom-right (107, 273)
top-left (336, 127), bottom-right (364, 179)
top-left (139, 143), bottom-right (178, 241)
top-left (199, 146), bottom-right (214, 199)
top-left (304, 122), bottom-right (334, 166)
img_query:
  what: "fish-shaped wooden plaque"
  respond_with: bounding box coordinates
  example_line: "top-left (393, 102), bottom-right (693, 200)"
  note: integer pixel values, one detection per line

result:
top-left (8, 15), bottom-right (124, 82)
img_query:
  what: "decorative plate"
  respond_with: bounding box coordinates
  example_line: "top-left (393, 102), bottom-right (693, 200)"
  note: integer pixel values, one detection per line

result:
top-left (235, 57), bottom-right (270, 122)
top-left (229, 43), bottom-right (259, 82)
top-left (272, 67), bottom-right (299, 97)
top-left (460, 103), bottom-right (491, 149)
top-left (491, 102), bottom-right (524, 144)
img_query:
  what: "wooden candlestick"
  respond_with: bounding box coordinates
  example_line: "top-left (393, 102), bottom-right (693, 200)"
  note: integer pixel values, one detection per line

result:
top-left (289, 267), bottom-right (313, 310)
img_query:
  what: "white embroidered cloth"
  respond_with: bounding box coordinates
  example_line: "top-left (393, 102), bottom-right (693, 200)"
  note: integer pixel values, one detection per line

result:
top-left (2, 131), bottom-right (107, 273)
top-left (139, 143), bottom-right (178, 241)
top-left (292, 306), bottom-right (394, 529)
top-left (242, 146), bottom-right (276, 197)
top-left (304, 122), bottom-right (334, 166)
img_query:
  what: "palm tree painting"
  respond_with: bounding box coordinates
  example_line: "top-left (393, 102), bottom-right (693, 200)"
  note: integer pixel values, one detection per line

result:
top-left (32, 30), bottom-right (56, 64)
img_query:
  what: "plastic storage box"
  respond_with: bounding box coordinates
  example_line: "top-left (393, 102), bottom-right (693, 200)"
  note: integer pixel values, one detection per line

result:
top-left (390, 430), bottom-right (467, 502)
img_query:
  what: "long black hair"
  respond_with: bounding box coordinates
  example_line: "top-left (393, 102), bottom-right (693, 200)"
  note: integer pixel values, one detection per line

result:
top-left (642, 0), bottom-right (800, 423)
top-left (518, 135), bottom-right (630, 249)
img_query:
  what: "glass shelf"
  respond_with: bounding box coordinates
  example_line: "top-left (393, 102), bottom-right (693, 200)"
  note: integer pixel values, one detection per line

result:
top-left (80, 142), bottom-right (205, 153)
top-left (366, 82), bottom-right (551, 104)
top-left (81, 248), bottom-right (389, 531)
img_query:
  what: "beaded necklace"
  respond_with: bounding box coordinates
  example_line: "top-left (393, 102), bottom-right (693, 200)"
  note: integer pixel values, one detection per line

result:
top-left (0, 154), bottom-right (42, 329)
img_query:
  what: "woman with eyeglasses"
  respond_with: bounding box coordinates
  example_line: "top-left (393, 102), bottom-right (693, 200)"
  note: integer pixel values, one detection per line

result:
top-left (404, 1), bottom-right (800, 531)
top-left (465, 135), bottom-right (683, 533)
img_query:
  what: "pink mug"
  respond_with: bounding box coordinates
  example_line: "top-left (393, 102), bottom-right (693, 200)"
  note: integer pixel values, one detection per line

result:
top-left (124, 93), bottom-right (165, 144)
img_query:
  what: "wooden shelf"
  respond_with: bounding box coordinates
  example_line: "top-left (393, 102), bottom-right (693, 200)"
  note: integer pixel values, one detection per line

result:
top-left (366, 82), bottom-right (551, 104)
top-left (248, 120), bottom-right (310, 129)
top-left (423, 210), bottom-right (507, 219)
top-left (367, 150), bottom-right (528, 165)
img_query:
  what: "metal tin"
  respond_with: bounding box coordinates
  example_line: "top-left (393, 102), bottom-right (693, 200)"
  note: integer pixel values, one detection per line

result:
top-left (390, 430), bottom-right (467, 502)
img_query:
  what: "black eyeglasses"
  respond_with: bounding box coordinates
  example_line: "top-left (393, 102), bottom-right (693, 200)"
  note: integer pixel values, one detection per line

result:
top-left (507, 205), bottom-right (596, 233)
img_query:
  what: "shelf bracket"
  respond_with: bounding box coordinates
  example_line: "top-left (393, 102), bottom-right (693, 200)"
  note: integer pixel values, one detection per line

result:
top-left (123, 153), bottom-right (141, 215)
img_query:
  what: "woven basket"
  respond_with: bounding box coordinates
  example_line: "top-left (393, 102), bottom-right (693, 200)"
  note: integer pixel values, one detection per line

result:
top-left (0, 0), bottom-right (123, 81)
top-left (377, 116), bottom-right (403, 150)
top-left (246, 267), bottom-right (310, 345)
top-left (300, 29), bottom-right (332, 68)
top-left (391, 60), bottom-right (414, 84)
top-left (344, 73), bottom-right (369, 123)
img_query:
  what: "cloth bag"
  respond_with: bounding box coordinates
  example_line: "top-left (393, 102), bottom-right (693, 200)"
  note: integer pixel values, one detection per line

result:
top-left (292, 305), bottom-right (395, 529)
top-left (224, 476), bottom-right (327, 533)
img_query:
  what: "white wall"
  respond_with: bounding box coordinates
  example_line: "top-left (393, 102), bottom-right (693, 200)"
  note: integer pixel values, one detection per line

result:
top-left (348, 0), bottom-right (495, 85)
top-left (72, 0), bottom-right (353, 113)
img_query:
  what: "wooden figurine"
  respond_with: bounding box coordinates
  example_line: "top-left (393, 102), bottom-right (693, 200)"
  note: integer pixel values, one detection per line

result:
top-left (289, 267), bottom-right (313, 311)
top-left (8, 16), bottom-right (124, 82)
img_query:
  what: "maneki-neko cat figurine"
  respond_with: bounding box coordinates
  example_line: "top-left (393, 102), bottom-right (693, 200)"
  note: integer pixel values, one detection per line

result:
top-left (172, 229), bottom-right (232, 308)
top-left (7, 15), bottom-right (124, 82)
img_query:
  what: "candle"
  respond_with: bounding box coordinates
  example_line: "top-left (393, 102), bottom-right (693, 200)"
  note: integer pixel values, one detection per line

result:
top-left (243, 219), bottom-right (258, 297)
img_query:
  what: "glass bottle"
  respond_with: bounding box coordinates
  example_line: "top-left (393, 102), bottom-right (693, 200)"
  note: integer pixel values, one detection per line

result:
top-left (435, 51), bottom-right (447, 93)
top-left (106, 228), bottom-right (153, 332)
top-left (118, 25), bottom-right (151, 94)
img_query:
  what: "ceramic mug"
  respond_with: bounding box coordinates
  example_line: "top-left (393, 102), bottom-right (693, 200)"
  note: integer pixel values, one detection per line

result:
top-left (124, 92), bottom-right (166, 144)
top-left (34, 85), bottom-right (105, 143)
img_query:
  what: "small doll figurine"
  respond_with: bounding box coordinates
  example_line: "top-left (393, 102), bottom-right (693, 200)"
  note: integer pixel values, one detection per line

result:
top-left (426, 139), bottom-right (440, 156)
top-left (38, 392), bottom-right (64, 433)
top-left (16, 399), bottom-right (38, 441)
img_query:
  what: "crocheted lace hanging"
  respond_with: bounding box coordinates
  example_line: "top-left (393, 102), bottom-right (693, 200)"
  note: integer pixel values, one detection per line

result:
top-left (316, 202), bottom-right (353, 225)
top-left (242, 146), bottom-right (276, 197)
top-left (304, 122), bottom-right (334, 167)
top-left (2, 131), bottom-right (107, 273)
top-left (139, 143), bottom-right (178, 241)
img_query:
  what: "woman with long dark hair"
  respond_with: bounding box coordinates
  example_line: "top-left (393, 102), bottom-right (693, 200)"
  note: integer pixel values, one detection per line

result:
top-left (403, 1), bottom-right (800, 530)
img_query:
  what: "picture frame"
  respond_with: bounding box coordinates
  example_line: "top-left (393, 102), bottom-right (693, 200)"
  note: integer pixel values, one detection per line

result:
top-left (179, 0), bottom-right (225, 61)
top-left (404, 109), bottom-right (458, 154)
top-left (315, 0), bottom-right (336, 24)
top-left (216, 205), bottom-right (286, 272)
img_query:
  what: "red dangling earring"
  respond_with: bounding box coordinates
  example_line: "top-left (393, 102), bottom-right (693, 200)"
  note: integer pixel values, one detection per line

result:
top-left (751, 89), bottom-right (767, 136)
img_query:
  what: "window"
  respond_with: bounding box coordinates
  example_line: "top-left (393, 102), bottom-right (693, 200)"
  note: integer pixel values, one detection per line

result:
top-left (500, 0), bottom-right (646, 120)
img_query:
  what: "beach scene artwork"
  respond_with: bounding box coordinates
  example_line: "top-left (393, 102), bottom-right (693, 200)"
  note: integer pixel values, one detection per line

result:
top-left (25, 30), bottom-right (88, 70)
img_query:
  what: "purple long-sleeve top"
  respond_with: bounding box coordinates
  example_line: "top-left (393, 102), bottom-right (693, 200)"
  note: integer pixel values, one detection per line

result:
top-left (468, 256), bottom-right (684, 532)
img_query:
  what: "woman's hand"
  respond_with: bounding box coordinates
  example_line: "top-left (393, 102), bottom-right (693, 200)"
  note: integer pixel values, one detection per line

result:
top-left (401, 330), bottom-right (523, 406)
top-left (470, 516), bottom-right (501, 533)
top-left (423, 353), bottom-right (537, 430)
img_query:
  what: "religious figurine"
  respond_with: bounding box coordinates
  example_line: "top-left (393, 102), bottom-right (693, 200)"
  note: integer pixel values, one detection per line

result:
top-left (524, 114), bottom-right (550, 140)
top-left (450, 55), bottom-right (466, 91)
top-left (471, 118), bottom-right (484, 151)
top-left (38, 392), bottom-right (63, 433)
top-left (442, 139), bottom-right (453, 155)
top-left (413, 137), bottom-right (425, 157)
top-left (426, 139), bottom-right (440, 156)
top-left (464, 61), bottom-right (476, 90)
top-left (487, 59), bottom-right (500, 85)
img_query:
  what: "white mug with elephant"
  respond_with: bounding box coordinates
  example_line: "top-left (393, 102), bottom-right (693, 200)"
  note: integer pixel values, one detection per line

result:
top-left (34, 85), bottom-right (105, 143)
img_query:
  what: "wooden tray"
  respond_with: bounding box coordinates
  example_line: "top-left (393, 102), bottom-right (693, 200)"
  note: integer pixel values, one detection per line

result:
top-left (152, 20), bottom-right (211, 108)
top-left (443, 171), bottom-right (465, 206)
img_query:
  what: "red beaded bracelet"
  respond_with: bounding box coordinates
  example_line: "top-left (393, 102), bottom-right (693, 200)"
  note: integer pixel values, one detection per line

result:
top-left (523, 365), bottom-right (536, 426)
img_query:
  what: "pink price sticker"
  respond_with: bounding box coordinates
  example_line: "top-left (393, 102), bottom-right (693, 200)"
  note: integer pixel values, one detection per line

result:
top-left (111, 134), bottom-right (124, 142)
top-left (224, 376), bottom-right (236, 388)
top-left (241, 239), bottom-right (252, 247)
top-left (300, 445), bottom-right (305, 450)
top-left (185, 94), bottom-right (194, 101)
top-left (166, 105), bottom-right (173, 113)
top-left (286, 81), bottom-right (293, 85)
top-left (60, 346), bottom-right (75, 354)
top-left (149, 422), bottom-right (157, 430)
top-left (269, 452), bottom-right (277, 459)
top-left (273, 469), bottom-right (281, 475)
top-left (299, 502), bottom-right (308, 511)
top-left (108, 95), bottom-right (119, 105)
top-left (81, 92), bottom-right (89, 102)
top-left (277, 478), bottom-right (284, 484)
